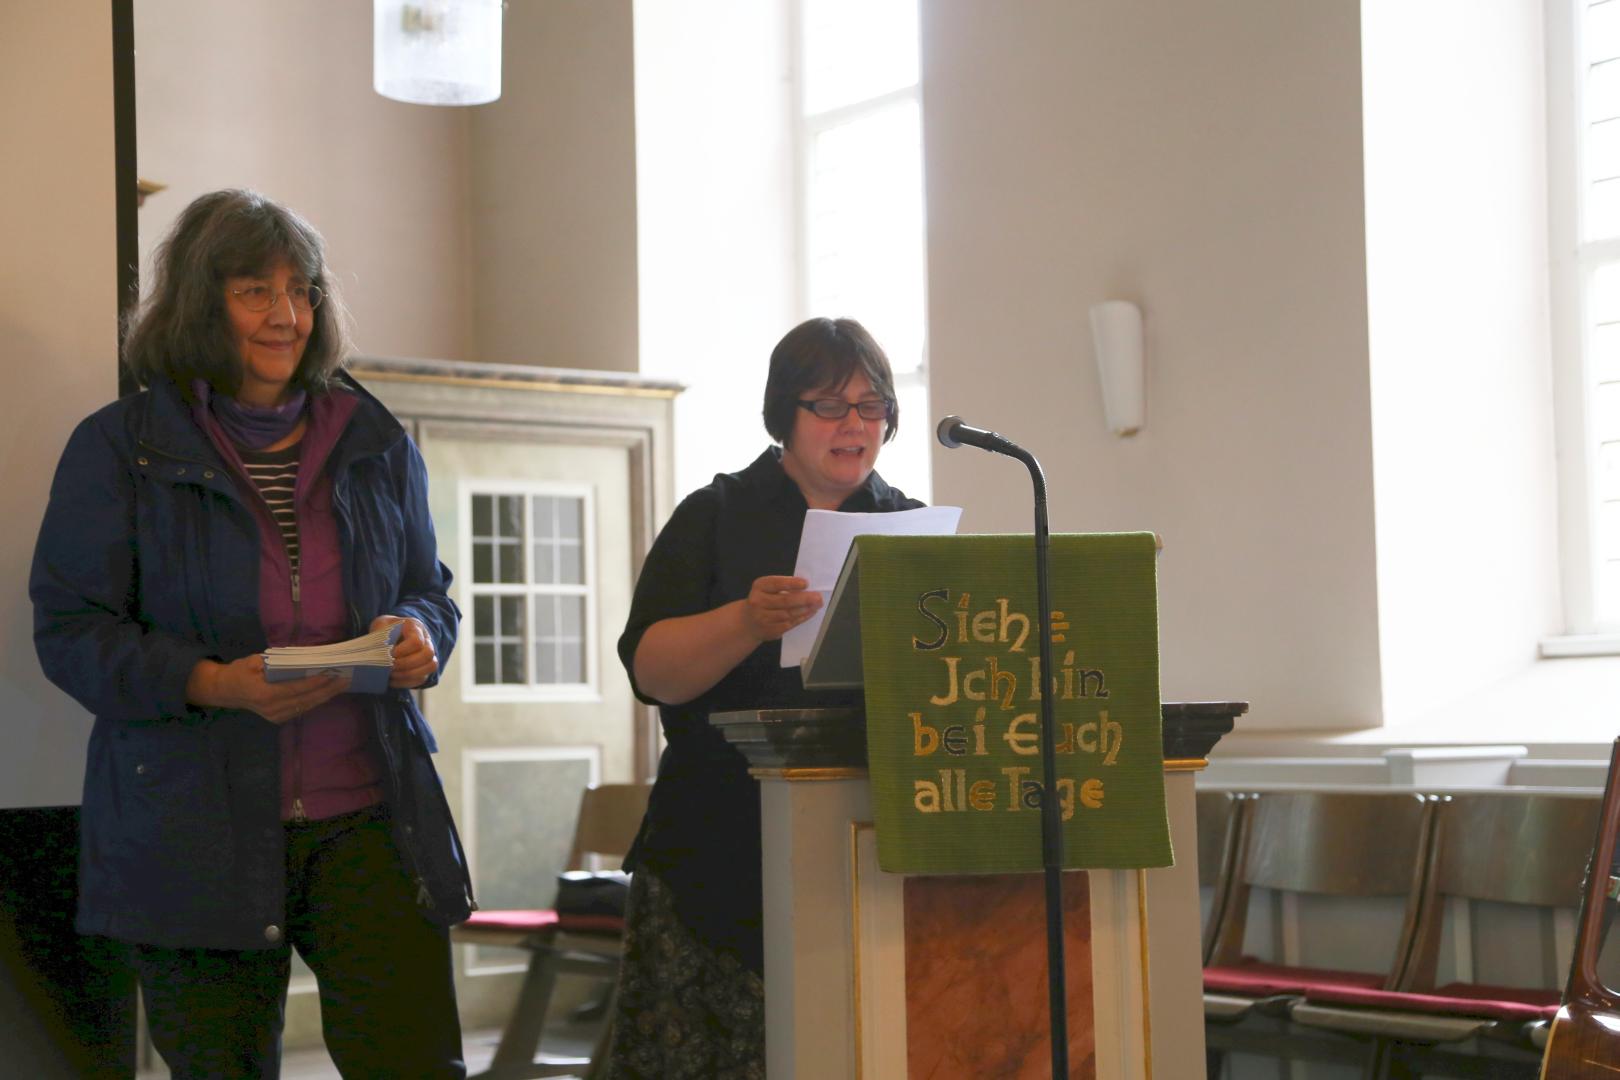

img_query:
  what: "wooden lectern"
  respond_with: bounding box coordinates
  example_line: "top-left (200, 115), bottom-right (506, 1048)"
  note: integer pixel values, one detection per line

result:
top-left (710, 702), bottom-right (1242, 1079)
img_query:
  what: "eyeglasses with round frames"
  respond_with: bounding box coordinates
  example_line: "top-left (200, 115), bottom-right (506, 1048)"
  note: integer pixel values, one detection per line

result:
top-left (229, 283), bottom-right (324, 313)
top-left (796, 398), bottom-right (892, 421)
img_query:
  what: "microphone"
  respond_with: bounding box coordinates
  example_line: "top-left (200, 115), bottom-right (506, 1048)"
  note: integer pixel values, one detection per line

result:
top-left (936, 415), bottom-right (1022, 455)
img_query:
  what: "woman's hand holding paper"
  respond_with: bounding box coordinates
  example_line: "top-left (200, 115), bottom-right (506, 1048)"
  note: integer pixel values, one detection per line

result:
top-left (371, 615), bottom-right (438, 689)
top-left (187, 654), bottom-right (345, 725)
top-left (742, 575), bottom-right (823, 643)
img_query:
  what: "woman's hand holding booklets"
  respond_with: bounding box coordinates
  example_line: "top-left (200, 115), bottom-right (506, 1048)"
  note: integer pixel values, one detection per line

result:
top-left (262, 622), bottom-right (403, 694)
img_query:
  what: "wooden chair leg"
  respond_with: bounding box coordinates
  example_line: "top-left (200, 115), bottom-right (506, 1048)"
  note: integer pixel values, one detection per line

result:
top-left (1377, 1039), bottom-right (1421, 1080)
top-left (1363, 1037), bottom-right (1386, 1080)
top-left (475, 947), bottom-right (624, 1080)
top-left (581, 979), bottom-right (620, 1080)
top-left (477, 946), bottom-right (567, 1080)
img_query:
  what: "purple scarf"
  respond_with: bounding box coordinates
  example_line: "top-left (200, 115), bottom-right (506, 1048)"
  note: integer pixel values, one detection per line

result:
top-left (192, 379), bottom-right (307, 450)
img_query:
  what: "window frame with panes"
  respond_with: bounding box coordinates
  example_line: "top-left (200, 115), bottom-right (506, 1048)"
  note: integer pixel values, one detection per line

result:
top-left (459, 481), bottom-right (599, 701)
top-left (1550, 0), bottom-right (1620, 641)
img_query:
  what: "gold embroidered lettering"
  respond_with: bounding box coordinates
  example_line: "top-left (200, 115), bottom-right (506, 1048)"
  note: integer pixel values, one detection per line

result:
top-left (911, 712), bottom-right (939, 755)
top-left (914, 780), bottom-right (941, 813)
top-left (1003, 713), bottom-right (1039, 756)
top-left (929, 657), bottom-right (961, 706)
top-left (986, 655), bottom-right (1017, 710)
top-left (1001, 766), bottom-right (1030, 810)
top-left (962, 668), bottom-right (985, 702)
top-left (997, 597), bottom-right (1030, 652)
top-left (1100, 710), bottom-right (1122, 765)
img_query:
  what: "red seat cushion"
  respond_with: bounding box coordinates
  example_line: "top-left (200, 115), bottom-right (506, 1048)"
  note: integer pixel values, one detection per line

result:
top-left (556, 912), bottom-right (624, 934)
top-left (1302, 981), bottom-right (1562, 1023)
top-left (464, 909), bottom-right (560, 933)
top-left (460, 909), bottom-right (625, 936)
top-left (1204, 959), bottom-right (1388, 998)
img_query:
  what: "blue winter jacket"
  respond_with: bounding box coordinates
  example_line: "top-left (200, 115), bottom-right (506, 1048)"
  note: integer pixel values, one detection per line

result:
top-left (29, 374), bottom-right (475, 949)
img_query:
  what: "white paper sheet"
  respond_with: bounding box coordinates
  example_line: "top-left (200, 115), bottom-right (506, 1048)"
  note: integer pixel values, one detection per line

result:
top-left (780, 505), bottom-right (963, 668)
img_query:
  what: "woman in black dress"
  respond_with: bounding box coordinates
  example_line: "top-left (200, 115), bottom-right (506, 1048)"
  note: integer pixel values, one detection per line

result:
top-left (606, 317), bottom-right (922, 1078)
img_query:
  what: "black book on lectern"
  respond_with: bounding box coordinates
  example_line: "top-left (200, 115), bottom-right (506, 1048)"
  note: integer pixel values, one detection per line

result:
top-left (800, 540), bottom-right (866, 691)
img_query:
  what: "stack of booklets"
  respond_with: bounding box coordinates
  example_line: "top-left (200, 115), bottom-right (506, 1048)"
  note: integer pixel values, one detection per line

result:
top-left (262, 622), bottom-right (402, 694)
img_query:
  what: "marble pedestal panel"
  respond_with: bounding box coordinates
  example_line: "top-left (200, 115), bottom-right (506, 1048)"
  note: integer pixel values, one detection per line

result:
top-left (757, 774), bottom-right (1163, 1079)
top-left (728, 703), bottom-right (1241, 1080)
top-left (904, 871), bottom-right (1096, 1077)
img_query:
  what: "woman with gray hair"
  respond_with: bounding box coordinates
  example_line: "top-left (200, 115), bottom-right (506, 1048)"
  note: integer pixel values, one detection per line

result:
top-left (30, 189), bottom-right (471, 1078)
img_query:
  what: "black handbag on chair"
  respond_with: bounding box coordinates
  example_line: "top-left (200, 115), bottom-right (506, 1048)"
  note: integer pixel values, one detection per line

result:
top-left (554, 870), bottom-right (631, 919)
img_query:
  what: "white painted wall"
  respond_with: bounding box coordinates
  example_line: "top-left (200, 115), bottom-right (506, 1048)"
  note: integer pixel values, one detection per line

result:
top-left (5, 0), bottom-right (1596, 819)
top-left (134, 0), bottom-right (474, 362)
top-left (632, 0), bottom-right (799, 497)
top-left (470, 0), bottom-right (640, 370)
top-left (0, 3), bottom-right (118, 807)
top-left (1362, 0), bottom-right (1562, 727)
top-left (137, 1), bottom-right (642, 371)
top-left (921, 0), bottom-right (1382, 730)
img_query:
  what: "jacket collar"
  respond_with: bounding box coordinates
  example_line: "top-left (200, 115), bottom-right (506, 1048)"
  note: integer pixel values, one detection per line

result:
top-left (134, 369), bottom-right (403, 466)
top-left (745, 445), bottom-right (895, 512)
top-left (135, 379), bottom-right (219, 464)
top-left (328, 369), bottom-right (405, 461)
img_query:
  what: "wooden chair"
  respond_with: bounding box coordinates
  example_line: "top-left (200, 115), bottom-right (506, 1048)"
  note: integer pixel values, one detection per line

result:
top-left (1288, 790), bottom-right (1600, 1078)
top-left (1203, 790), bottom-right (1438, 1077)
top-left (1542, 738), bottom-right (1620, 1079)
top-left (454, 782), bottom-right (651, 1080)
top-left (1196, 789), bottom-right (1248, 965)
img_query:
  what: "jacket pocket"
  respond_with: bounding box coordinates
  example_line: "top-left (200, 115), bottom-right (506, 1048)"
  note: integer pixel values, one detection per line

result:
top-left (109, 723), bottom-right (232, 851)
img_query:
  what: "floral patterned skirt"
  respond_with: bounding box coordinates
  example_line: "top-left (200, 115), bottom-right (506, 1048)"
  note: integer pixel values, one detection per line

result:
top-left (601, 868), bottom-right (765, 1080)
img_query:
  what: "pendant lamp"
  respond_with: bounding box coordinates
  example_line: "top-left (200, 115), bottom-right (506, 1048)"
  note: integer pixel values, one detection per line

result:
top-left (374, 0), bottom-right (502, 106)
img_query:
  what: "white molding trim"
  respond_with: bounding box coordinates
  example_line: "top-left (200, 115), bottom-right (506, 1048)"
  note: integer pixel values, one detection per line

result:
top-left (1089, 868), bottom-right (1150, 1080)
top-left (1540, 632), bottom-right (1620, 657)
top-left (1549, 0), bottom-right (1616, 634)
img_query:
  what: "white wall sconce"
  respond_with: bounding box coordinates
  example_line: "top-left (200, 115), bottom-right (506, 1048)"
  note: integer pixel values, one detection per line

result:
top-left (1089, 300), bottom-right (1145, 436)
top-left (374, 0), bottom-right (504, 106)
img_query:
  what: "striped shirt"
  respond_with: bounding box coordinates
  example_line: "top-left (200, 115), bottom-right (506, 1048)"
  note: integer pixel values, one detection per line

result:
top-left (239, 442), bottom-right (300, 570)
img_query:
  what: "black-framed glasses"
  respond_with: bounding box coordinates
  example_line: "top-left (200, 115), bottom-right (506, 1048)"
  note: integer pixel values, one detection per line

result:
top-left (229, 283), bottom-right (324, 313)
top-left (796, 398), bottom-right (893, 421)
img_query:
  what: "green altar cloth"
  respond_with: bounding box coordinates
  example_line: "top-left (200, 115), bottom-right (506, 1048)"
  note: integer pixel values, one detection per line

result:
top-left (856, 533), bottom-right (1171, 874)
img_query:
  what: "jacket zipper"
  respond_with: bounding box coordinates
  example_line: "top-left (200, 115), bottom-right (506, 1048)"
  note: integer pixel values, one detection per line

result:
top-left (229, 438), bottom-right (304, 825)
top-left (290, 575), bottom-right (305, 819)
top-left (290, 568), bottom-right (302, 637)
top-left (287, 513), bottom-right (304, 822)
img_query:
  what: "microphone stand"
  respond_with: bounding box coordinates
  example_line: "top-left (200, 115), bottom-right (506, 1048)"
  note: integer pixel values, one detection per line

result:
top-left (1015, 443), bottom-right (1069, 1080)
top-left (938, 418), bottom-right (1067, 1079)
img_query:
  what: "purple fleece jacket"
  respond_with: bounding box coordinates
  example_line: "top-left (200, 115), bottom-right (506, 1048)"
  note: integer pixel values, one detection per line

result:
top-left (195, 389), bottom-right (385, 822)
